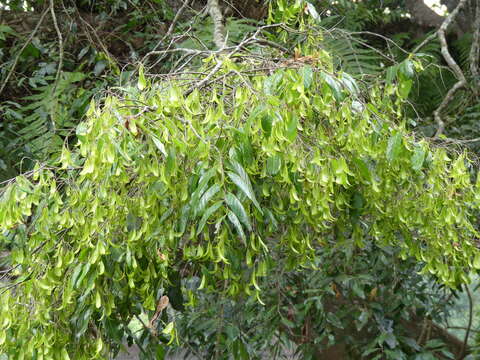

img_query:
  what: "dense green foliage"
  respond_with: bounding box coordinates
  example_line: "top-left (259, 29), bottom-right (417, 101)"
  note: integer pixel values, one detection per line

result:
top-left (2, 0), bottom-right (480, 359)
top-left (1, 32), bottom-right (480, 357)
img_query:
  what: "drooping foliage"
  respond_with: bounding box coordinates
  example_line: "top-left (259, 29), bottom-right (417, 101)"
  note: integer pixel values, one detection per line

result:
top-left (1, 24), bottom-right (480, 357)
top-left (2, 0), bottom-right (480, 358)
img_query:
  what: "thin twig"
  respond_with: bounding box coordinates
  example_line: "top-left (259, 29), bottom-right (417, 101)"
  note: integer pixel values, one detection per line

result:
top-left (49, 0), bottom-right (64, 131)
top-left (447, 326), bottom-right (479, 333)
top-left (433, 0), bottom-right (468, 137)
top-left (50, 1), bottom-right (63, 88)
top-left (350, 30), bottom-right (410, 56)
top-left (458, 284), bottom-right (473, 359)
top-left (469, 0), bottom-right (480, 94)
top-left (76, 7), bottom-right (114, 61)
top-left (0, 6), bottom-right (50, 98)
top-left (433, 136), bottom-right (480, 144)
top-left (142, 0), bottom-right (192, 63)
top-left (412, 31), bottom-right (438, 54)
top-left (184, 23), bottom-right (287, 95)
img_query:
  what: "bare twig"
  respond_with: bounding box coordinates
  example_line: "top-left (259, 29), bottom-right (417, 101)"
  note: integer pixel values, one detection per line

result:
top-left (142, 0), bottom-right (192, 63)
top-left (50, 1), bottom-right (63, 88)
top-left (433, 136), bottom-right (480, 144)
top-left (75, 7), bottom-right (114, 61)
top-left (49, 0), bottom-right (64, 131)
top-left (447, 326), bottom-right (480, 333)
top-left (458, 284), bottom-right (473, 359)
top-left (184, 23), bottom-right (287, 95)
top-left (433, 0), bottom-right (468, 137)
top-left (412, 31), bottom-right (438, 54)
top-left (469, 0), bottom-right (480, 94)
top-left (0, 6), bottom-right (50, 98)
top-left (350, 30), bottom-right (410, 56)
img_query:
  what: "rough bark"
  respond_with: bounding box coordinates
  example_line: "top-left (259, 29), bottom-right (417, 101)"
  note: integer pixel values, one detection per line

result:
top-left (208, 0), bottom-right (226, 49)
top-left (406, 0), bottom-right (479, 35)
top-left (405, 0), bottom-right (445, 28)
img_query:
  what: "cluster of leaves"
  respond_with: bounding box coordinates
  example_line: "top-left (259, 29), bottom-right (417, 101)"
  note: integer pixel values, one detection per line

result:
top-left (1, 24), bottom-right (480, 357)
top-left (175, 241), bottom-right (457, 360)
top-left (0, 0), bottom-right (175, 181)
top-left (2, 0), bottom-right (480, 358)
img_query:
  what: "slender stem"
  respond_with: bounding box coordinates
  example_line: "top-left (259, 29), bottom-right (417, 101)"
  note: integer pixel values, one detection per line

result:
top-left (469, 0), bottom-right (480, 94)
top-left (458, 284), bottom-right (473, 359)
top-left (0, 6), bottom-right (50, 97)
top-left (49, 0), bottom-right (64, 131)
top-left (433, 0), bottom-right (468, 137)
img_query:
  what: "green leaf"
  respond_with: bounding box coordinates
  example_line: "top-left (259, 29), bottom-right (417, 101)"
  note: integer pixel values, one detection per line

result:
top-left (197, 201), bottom-right (223, 233)
top-left (177, 204), bottom-right (190, 235)
top-left (285, 114), bottom-right (298, 142)
top-left (352, 157), bottom-right (371, 181)
top-left (384, 333), bottom-right (398, 349)
top-left (195, 169), bottom-right (217, 198)
top-left (166, 147), bottom-right (176, 175)
top-left (411, 146), bottom-right (425, 171)
top-left (162, 322), bottom-right (174, 335)
top-left (473, 253), bottom-right (480, 269)
top-left (399, 60), bottom-right (414, 79)
top-left (261, 114), bottom-right (273, 138)
top-left (264, 72), bottom-right (282, 96)
top-left (196, 184), bottom-right (221, 216)
top-left (305, 2), bottom-right (320, 22)
top-left (340, 73), bottom-right (359, 95)
top-left (386, 64), bottom-right (398, 85)
top-left (320, 72), bottom-right (343, 101)
top-left (386, 132), bottom-right (402, 162)
top-left (356, 310), bottom-right (369, 331)
top-left (151, 135), bottom-right (167, 157)
top-left (190, 169), bottom-right (217, 213)
top-left (266, 155), bottom-right (282, 175)
top-left (302, 66), bottom-right (314, 89)
top-left (227, 210), bottom-right (246, 243)
top-left (73, 263), bottom-right (91, 289)
top-left (326, 312), bottom-right (344, 329)
top-left (227, 167), bottom-right (262, 214)
top-left (398, 79), bottom-right (413, 99)
top-left (225, 192), bottom-right (252, 231)
top-left (0, 24), bottom-right (16, 39)
top-left (93, 60), bottom-right (107, 76)
top-left (76, 307), bottom-right (93, 339)
top-left (138, 65), bottom-right (147, 90)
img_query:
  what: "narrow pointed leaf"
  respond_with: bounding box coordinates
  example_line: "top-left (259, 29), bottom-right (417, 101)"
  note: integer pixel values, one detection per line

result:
top-left (197, 201), bottom-right (223, 233)
top-left (196, 184), bottom-right (221, 216)
top-left (227, 210), bottom-right (246, 244)
top-left (225, 192), bottom-right (252, 231)
top-left (227, 171), bottom-right (262, 214)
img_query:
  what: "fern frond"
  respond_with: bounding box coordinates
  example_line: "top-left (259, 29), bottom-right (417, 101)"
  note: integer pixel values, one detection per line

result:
top-left (320, 29), bottom-right (384, 77)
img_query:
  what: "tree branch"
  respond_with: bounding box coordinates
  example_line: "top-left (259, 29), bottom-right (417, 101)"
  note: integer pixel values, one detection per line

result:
top-left (142, 0), bottom-right (192, 63)
top-left (458, 284), bottom-right (473, 359)
top-left (49, 0), bottom-right (64, 131)
top-left (433, 0), bottom-right (468, 137)
top-left (469, 0), bottom-right (480, 94)
top-left (0, 6), bottom-right (50, 98)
